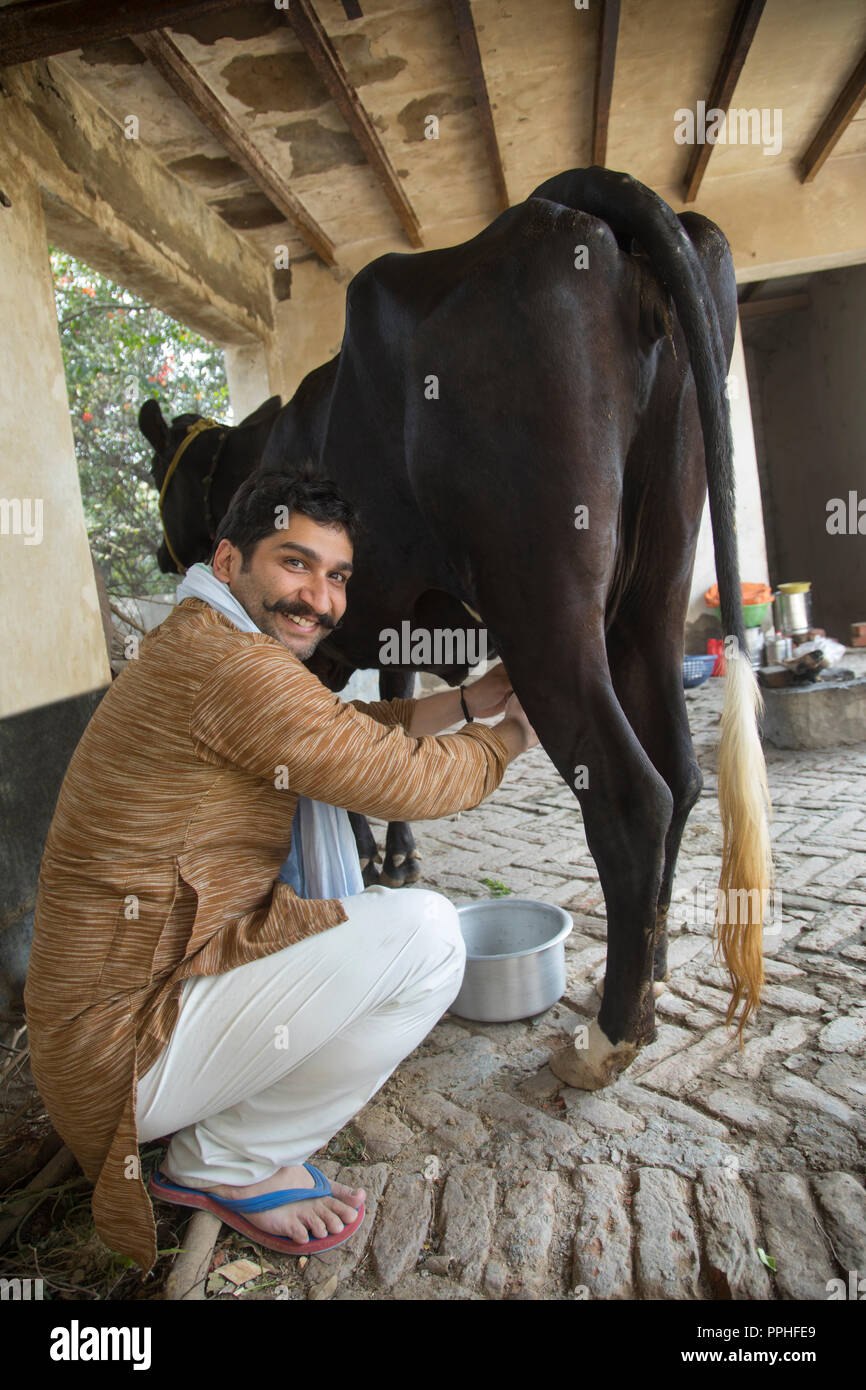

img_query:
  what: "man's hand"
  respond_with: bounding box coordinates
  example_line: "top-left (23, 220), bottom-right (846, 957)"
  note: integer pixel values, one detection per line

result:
top-left (498, 692), bottom-right (539, 753)
top-left (464, 662), bottom-right (513, 719)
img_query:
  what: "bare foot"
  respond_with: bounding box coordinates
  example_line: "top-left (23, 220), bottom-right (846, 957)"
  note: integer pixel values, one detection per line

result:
top-left (196, 1165), bottom-right (366, 1245)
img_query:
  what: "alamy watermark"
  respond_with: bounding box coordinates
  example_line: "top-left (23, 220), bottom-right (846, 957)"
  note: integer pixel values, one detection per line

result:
top-left (0, 497), bottom-right (43, 544)
top-left (671, 882), bottom-right (784, 935)
top-left (379, 622), bottom-right (487, 667)
top-left (0, 1276), bottom-right (44, 1299)
top-left (674, 102), bottom-right (783, 157)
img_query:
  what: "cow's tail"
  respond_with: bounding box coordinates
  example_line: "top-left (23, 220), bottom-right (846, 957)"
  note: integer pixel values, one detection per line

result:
top-left (531, 167), bottom-right (773, 1041)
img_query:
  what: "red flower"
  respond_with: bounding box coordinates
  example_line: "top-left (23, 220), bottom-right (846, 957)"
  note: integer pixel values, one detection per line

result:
top-left (82, 411), bottom-right (93, 422)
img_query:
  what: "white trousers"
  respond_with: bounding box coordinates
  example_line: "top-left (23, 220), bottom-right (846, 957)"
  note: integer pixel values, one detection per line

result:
top-left (136, 885), bottom-right (466, 1188)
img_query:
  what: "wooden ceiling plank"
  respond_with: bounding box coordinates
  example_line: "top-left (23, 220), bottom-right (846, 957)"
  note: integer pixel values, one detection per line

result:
top-left (738, 279), bottom-right (766, 302)
top-left (0, 0), bottom-right (243, 66)
top-left (799, 48), bottom-right (866, 184)
top-left (282, 0), bottom-right (423, 248)
top-left (591, 0), bottom-right (620, 168)
top-left (739, 292), bottom-right (810, 318)
top-left (133, 28), bottom-right (336, 267)
top-left (449, 0), bottom-right (509, 211)
top-left (682, 0), bottom-right (767, 204)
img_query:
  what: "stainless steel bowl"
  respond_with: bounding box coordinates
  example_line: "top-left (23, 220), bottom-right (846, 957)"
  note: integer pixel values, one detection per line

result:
top-left (450, 898), bottom-right (574, 1022)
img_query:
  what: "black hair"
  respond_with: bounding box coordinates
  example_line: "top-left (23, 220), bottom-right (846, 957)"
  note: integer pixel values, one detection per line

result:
top-left (209, 462), bottom-right (360, 568)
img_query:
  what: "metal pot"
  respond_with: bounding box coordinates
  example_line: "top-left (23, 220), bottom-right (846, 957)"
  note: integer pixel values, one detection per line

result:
top-left (450, 898), bottom-right (573, 1022)
top-left (765, 634), bottom-right (794, 664)
top-left (775, 584), bottom-right (812, 637)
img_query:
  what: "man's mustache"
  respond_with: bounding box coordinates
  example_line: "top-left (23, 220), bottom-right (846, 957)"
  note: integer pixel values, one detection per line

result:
top-left (264, 598), bottom-right (340, 632)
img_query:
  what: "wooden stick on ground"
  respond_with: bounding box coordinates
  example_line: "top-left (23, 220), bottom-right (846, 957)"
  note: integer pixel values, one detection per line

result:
top-left (0, 1144), bottom-right (80, 1247)
top-left (162, 1210), bottom-right (223, 1300)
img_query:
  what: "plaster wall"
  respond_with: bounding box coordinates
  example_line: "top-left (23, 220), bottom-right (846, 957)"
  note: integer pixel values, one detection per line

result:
top-left (265, 258), bottom-right (350, 402)
top-left (688, 317), bottom-right (770, 632)
top-left (742, 264), bottom-right (866, 640)
top-left (224, 341), bottom-right (270, 422)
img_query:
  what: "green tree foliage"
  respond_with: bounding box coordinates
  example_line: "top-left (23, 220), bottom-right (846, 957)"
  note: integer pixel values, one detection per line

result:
top-left (50, 249), bottom-right (232, 595)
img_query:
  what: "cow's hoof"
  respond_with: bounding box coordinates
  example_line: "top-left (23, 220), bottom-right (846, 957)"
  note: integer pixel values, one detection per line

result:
top-left (380, 852), bottom-right (423, 888)
top-left (361, 860), bottom-right (382, 888)
top-left (379, 861), bottom-right (408, 888)
top-left (594, 977), bottom-right (667, 999)
top-left (402, 853), bottom-right (423, 884)
top-left (549, 1019), bottom-right (639, 1091)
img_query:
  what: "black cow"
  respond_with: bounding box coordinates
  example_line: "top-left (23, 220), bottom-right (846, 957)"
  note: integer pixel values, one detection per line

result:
top-left (142, 166), bottom-right (772, 1091)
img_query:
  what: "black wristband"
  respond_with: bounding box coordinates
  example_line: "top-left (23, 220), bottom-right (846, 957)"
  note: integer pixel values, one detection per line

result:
top-left (459, 686), bottom-right (474, 722)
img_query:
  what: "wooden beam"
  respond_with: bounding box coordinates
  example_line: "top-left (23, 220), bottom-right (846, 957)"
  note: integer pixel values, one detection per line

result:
top-left (450, 0), bottom-right (509, 212)
top-left (682, 0), bottom-right (767, 203)
top-left (738, 279), bottom-right (766, 302)
top-left (799, 48), bottom-right (866, 184)
top-left (0, 0), bottom-right (243, 66)
top-left (739, 292), bottom-right (809, 319)
top-left (132, 29), bottom-right (336, 267)
top-left (282, 0), bottom-right (423, 248)
top-left (591, 0), bottom-right (620, 167)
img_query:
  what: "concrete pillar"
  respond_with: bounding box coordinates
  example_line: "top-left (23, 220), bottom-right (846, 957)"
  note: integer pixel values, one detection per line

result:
top-left (0, 146), bottom-right (112, 1008)
top-left (223, 341), bottom-right (271, 424)
top-left (687, 314), bottom-right (770, 630)
top-left (0, 146), bottom-right (110, 717)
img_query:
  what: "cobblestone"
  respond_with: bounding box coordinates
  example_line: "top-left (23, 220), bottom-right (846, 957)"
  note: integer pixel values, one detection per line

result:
top-left (570, 1164), bottom-right (633, 1299)
top-left (485, 1169), bottom-right (560, 1299)
top-left (810, 1172), bottom-right (866, 1273)
top-left (370, 1173), bottom-right (432, 1288)
top-left (753, 1173), bottom-right (837, 1300)
top-left (348, 1104), bottom-right (414, 1159)
top-left (695, 1167), bottom-right (772, 1300)
top-left (436, 1164), bottom-right (497, 1287)
top-left (633, 1167), bottom-right (700, 1299)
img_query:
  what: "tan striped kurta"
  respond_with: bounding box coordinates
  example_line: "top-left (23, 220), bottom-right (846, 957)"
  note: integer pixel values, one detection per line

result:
top-left (24, 597), bottom-right (511, 1275)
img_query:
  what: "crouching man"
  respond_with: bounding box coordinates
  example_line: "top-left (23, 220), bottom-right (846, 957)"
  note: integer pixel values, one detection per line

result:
top-left (24, 468), bottom-right (537, 1275)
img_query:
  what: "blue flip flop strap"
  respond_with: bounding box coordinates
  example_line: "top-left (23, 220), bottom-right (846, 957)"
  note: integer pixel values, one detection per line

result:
top-left (209, 1163), bottom-right (332, 1213)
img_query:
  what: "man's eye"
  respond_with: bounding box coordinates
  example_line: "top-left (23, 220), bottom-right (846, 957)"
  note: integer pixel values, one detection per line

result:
top-left (330, 573), bottom-right (347, 584)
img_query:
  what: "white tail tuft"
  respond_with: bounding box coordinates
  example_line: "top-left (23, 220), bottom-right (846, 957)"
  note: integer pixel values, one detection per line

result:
top-left (715, 645), bottom-right (774, 1043)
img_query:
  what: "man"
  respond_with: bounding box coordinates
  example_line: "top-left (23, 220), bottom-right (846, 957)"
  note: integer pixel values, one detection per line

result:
top-left (24, 468), bottom-right (537, 1275)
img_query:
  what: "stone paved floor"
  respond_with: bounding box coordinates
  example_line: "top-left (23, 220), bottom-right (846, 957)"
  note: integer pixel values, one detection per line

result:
top-left (288, 661), bottom-right (866, 1302)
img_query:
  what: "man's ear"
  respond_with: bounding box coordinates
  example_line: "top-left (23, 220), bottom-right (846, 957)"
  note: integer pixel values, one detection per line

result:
top-left (211, 538), bottom-right (233, 581)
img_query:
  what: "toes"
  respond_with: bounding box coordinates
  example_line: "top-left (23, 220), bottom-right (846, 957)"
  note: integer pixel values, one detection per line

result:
top-left (333, 1182), bottom-right (365, 1207)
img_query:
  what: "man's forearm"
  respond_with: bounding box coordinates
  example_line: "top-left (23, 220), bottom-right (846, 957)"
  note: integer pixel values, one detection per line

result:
top-left (405, 689), bottom-right (527, 762)
top-left (406, 687), bottom-right (465, 737)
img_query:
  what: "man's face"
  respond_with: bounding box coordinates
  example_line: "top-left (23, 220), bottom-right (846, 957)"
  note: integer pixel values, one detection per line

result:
top-left (211, 512), bottom-right (353, 660)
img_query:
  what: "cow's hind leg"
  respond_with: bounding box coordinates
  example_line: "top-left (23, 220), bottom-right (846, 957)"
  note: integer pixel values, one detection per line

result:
top-left (605, 610), bottom-right (703, 989)
top-left (483, 623), bottom-right (674, 1091)
top-left (546, 659), bottom-right (674, 1088)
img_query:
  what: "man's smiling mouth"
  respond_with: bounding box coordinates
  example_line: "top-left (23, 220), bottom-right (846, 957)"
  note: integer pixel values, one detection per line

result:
top-left (283, 612), bottom-right (318, 632)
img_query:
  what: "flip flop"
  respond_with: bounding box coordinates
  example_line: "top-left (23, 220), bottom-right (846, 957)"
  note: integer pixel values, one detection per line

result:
top-left (149, 1163), bottom-right (366, 1257)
